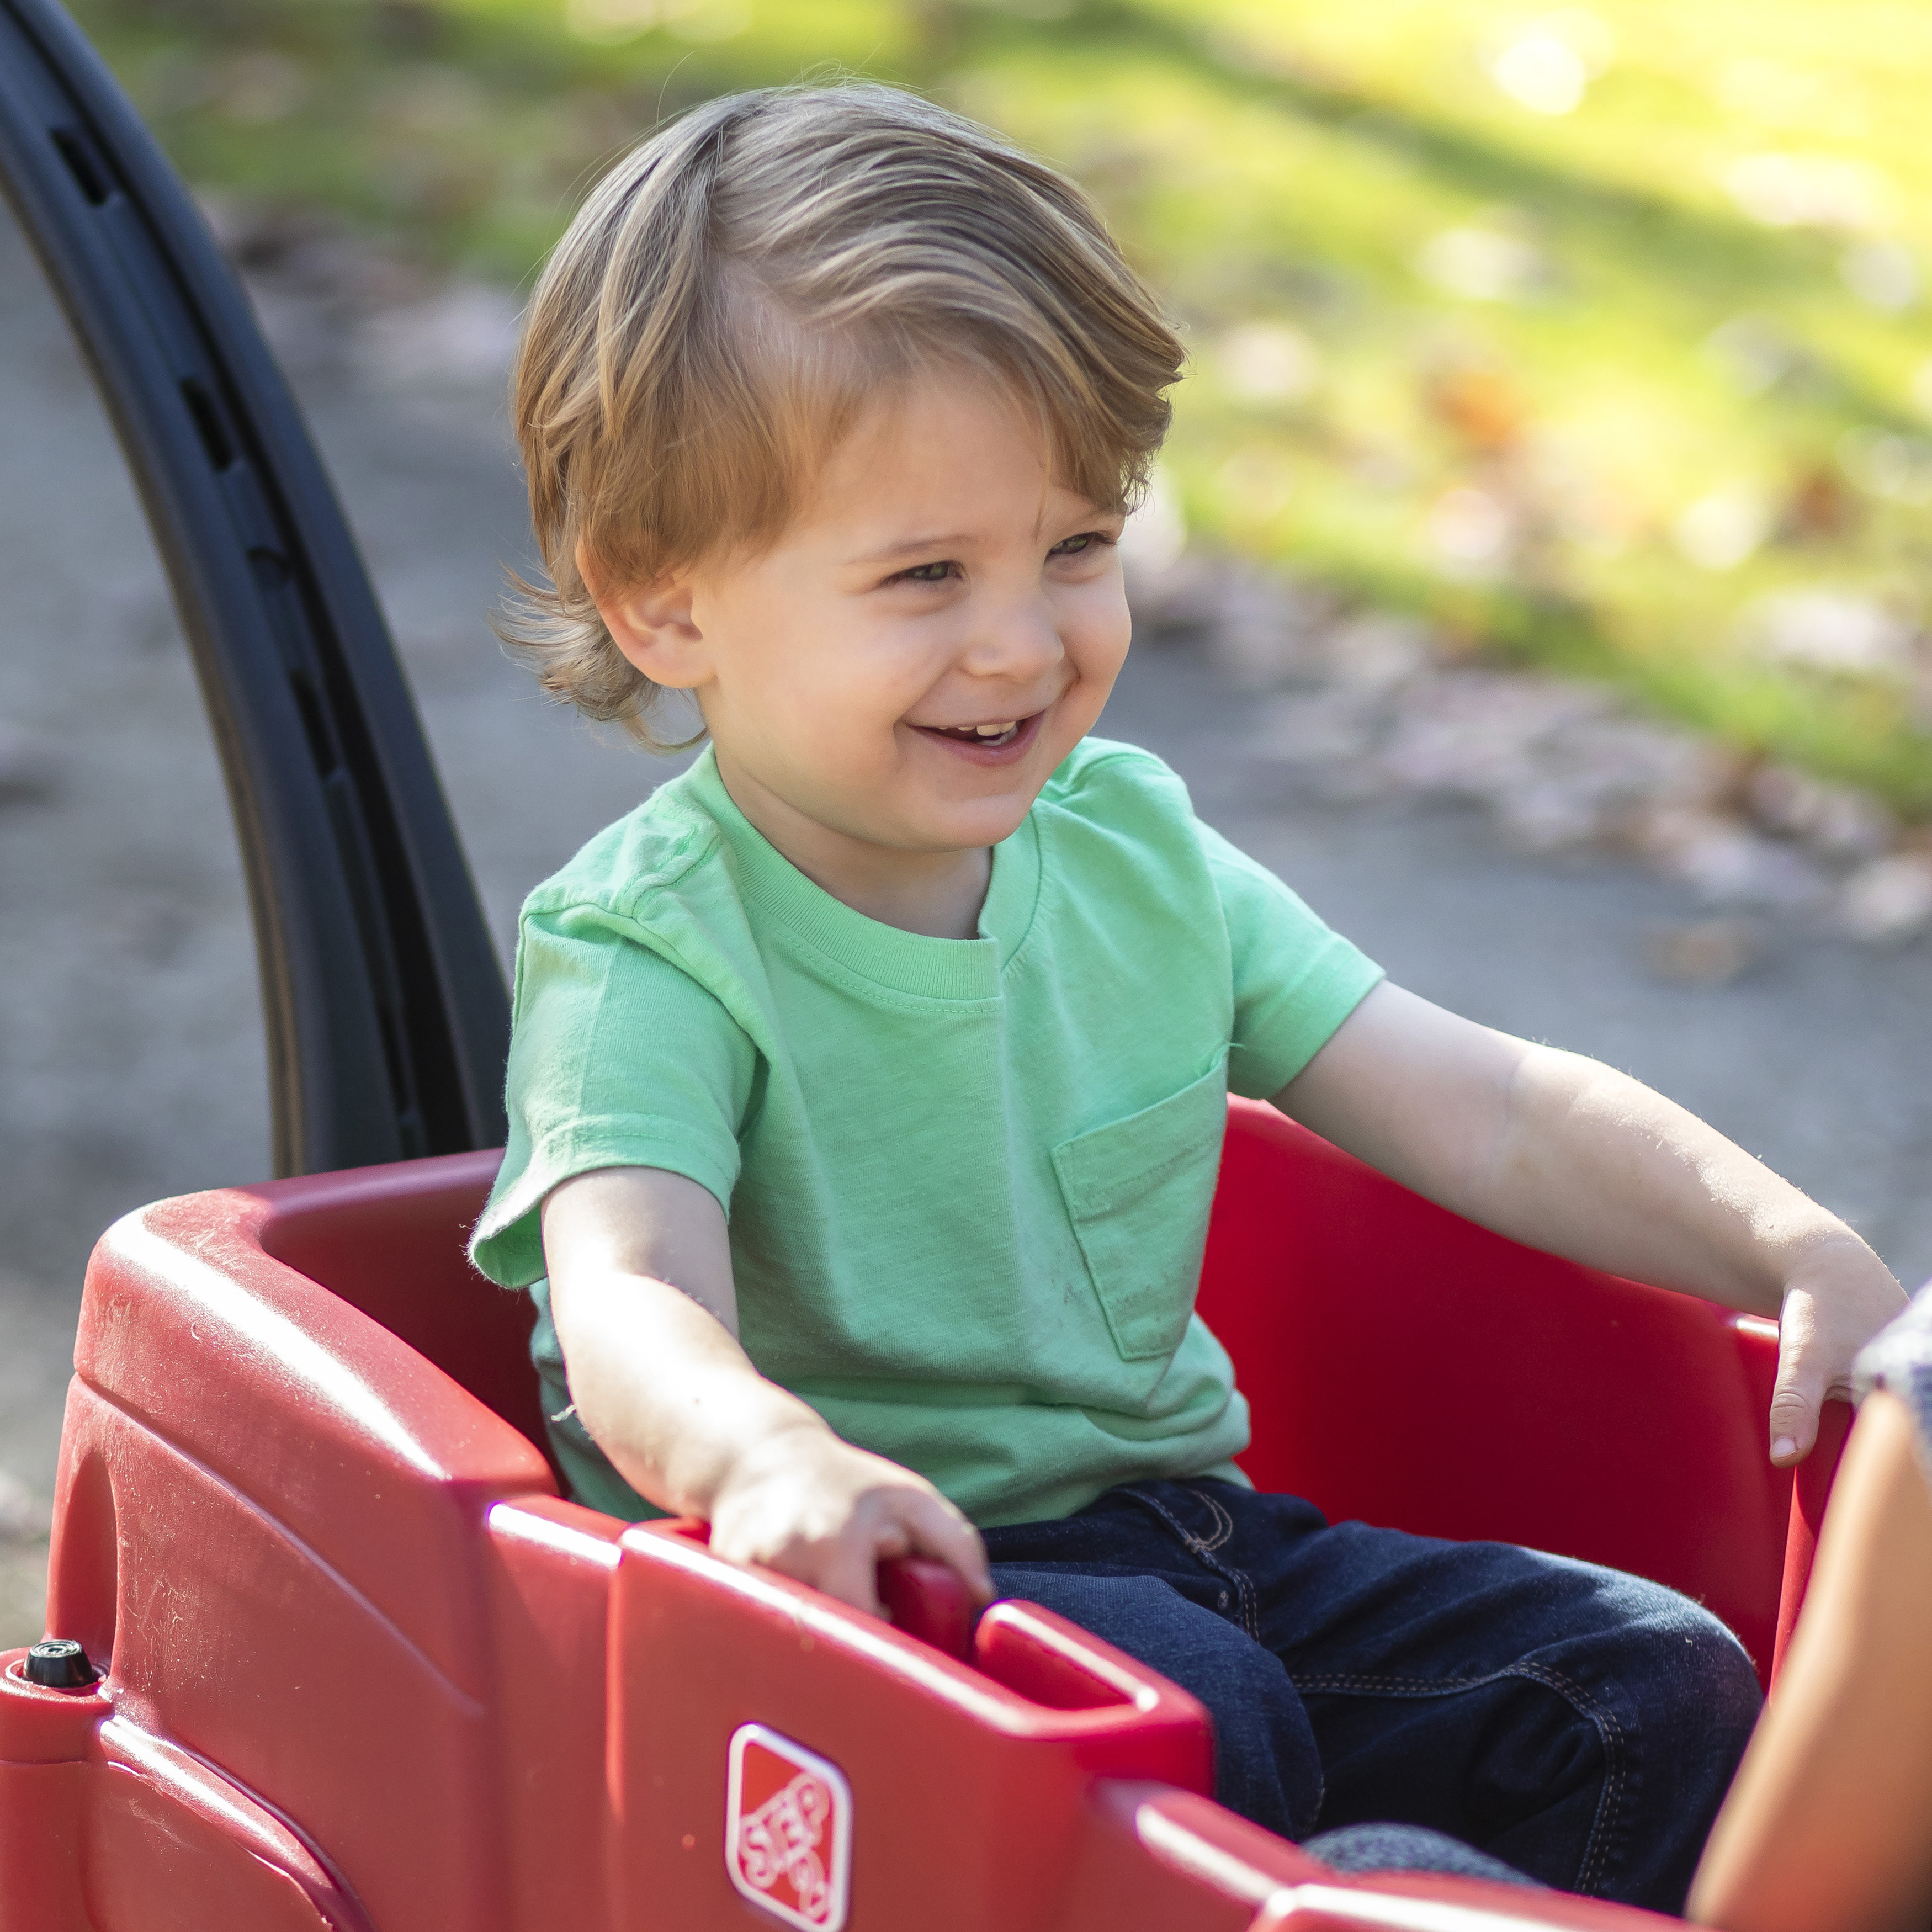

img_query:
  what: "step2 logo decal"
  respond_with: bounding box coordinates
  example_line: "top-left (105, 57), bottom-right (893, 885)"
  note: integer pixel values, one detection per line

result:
top-left (725, 1723), bottom-right (853, 1931)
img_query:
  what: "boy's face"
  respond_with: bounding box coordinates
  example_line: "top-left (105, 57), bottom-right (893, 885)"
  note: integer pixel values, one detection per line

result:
top-left (597, 373), bottom-right (1132, 874)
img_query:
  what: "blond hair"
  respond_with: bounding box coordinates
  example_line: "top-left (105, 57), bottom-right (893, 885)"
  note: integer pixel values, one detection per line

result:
top-left (502, 82), bottom-right (1185, 747)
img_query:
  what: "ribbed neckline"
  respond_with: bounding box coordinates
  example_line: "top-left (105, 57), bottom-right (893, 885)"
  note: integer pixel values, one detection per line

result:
top-left (684, 749), bottom-right (1041, 1004)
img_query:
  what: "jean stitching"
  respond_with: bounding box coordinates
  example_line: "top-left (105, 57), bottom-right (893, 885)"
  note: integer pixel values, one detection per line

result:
top-left (1196, 1488), bottom-right (1234, 1552)
top-left (1289, 1663), bottom-right (1629, 1896)
top-left (1193, 1491), bottom-right (1261, 1636)
top-left (1117, 1485), bottom-right (1260, 1638)
top-left (1526, 1664), bottom-right (1626, 1897)
top-left (1118, 1483), bottom-right (1211, 1554)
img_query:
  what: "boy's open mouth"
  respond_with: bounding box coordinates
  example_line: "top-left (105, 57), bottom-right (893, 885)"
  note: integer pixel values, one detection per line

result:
top-left (913, 712), bottom-right (1041, 756)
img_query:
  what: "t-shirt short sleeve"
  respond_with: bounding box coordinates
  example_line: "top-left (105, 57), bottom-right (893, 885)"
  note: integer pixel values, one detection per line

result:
top-left (469, 898), bottom-right (759, 1289)
top-left (1197, 820), bottom-right (1384, 1100)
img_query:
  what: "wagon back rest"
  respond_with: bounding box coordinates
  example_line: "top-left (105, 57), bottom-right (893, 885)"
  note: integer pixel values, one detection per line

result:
top-left (1197, 1098), bottom-right (1794, 1678)
top-left (252, 1106), bottom-right (1802, 1676)
top-left (251, 1149), bottom-right (557, 1478)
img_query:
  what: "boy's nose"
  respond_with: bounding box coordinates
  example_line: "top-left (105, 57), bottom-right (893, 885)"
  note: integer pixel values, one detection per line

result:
top-left (957, 595), bottom-right (1064, 681)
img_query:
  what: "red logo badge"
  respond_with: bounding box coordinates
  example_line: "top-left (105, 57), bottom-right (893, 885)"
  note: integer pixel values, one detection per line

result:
top-left (725, 1723), bottom-right (853, 1931)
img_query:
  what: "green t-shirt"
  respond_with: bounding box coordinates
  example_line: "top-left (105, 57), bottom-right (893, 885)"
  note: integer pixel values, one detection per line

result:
top-left (470, 737), bottom-right (1382, 1527)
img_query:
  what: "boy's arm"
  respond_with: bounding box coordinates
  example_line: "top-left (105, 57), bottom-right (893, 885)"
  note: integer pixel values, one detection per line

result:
top-left (1687, 1389), bottom-right (1932, 1932)
top-left (1276, 981), bottom-right (1907, 1464)
top-left (542, 1165), bottom-right (991, 1615)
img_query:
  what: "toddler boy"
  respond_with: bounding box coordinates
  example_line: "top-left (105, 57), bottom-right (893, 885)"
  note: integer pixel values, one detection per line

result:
top-left (470, 83), bottom-right (1904, 1910)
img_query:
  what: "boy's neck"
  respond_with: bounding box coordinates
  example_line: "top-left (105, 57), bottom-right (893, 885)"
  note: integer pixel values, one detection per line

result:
top-left (713, 751), bottom-right (995, 941)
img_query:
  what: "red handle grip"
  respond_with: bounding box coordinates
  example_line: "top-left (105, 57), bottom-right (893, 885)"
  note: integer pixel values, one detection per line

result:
top-left (877, 1556), bottom-right (976, 1659)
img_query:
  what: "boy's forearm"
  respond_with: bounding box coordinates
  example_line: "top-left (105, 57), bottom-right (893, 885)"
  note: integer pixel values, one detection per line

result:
top-left (541, 1168), bottom-right (992, 1612)
top-left (1283, 983), bottom-right (1906, 1462)
top-left (542, 1164), bottom-right (838, 1518)
top-left (1473, 1045), bottom-right (1862, 1313)
top-left (1283, 983), bottom-right (1886, 1316)
top-left (551, 1264), bottom-right (995, 1612)
top-left (550, 1268), bottom-right (835, 1520)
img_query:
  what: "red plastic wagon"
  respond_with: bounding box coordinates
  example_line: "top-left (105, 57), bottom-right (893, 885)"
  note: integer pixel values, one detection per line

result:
top-left (0, 8), bottom-right (1851, 1927)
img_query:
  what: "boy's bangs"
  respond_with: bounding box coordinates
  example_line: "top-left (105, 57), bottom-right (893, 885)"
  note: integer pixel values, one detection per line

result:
top-left (590, 323), bottom-right (1140, 591)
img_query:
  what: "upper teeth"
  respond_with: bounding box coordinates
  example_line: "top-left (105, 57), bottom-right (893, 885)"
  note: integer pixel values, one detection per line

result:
top-left (975, 721), bottom-right (1017, 736)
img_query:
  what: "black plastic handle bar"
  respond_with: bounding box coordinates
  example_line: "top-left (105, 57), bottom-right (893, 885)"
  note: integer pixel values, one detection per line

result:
top-left (0, 0), bottom-right (509, 1173)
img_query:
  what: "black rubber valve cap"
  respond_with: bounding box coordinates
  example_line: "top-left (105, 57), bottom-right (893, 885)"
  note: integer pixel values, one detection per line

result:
top-left (24, 1638), bottom-right (99, 1689)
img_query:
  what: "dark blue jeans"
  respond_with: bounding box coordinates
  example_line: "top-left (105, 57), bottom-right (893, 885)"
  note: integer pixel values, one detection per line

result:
top-left (984, 1479), bottom-right (1762, 1914)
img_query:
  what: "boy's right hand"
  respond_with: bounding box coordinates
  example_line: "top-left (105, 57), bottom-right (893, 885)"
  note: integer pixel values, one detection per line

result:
top-left (710, 1420), bottom-right (993, 1618)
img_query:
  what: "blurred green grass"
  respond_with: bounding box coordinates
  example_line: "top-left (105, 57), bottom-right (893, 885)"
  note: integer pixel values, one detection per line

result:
top-left (68, 0), bottom-right (1932, 808)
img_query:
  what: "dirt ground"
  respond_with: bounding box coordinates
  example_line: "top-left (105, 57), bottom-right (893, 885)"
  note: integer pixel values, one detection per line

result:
top-left (3, 206), bottom-right (1930, 1648)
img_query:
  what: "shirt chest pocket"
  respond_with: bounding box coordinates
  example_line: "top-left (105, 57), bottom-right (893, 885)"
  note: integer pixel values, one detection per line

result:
top-left (1050, 1062), bottom-right (1230, 1362)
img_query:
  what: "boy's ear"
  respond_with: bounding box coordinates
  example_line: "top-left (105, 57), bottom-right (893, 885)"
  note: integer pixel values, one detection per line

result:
top-left (577, 540), bottom-right (710, 689)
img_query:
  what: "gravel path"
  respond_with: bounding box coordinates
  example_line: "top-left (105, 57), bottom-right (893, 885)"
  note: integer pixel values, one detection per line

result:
top-left (3, 208), bottom-right (1929, 1646)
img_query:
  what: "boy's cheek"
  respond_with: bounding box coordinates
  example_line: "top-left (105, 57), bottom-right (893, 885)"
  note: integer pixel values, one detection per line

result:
top-left (1074, 622), bottom-right (1132, 696)
top-left (1072, 584), bottom-right (1133, 660)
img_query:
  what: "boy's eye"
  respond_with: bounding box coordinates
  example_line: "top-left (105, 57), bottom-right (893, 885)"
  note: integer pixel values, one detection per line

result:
top-left (895, 560), bottom-right (959, 584)
top-left (1048, 531), bottom-right (1111, 559)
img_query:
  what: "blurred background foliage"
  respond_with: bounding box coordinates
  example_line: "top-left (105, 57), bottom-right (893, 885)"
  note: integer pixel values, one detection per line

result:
top-left (66, 0), bottom-right (1932, 809)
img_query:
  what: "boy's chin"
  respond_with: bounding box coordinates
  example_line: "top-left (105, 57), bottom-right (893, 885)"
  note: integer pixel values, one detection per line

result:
top-left (887, 794), bottom-right (1038, 855)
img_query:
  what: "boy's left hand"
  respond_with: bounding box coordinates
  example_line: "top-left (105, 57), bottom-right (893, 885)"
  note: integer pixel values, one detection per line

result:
top-left (1768, 1237), bottom-right (1911, 1466)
